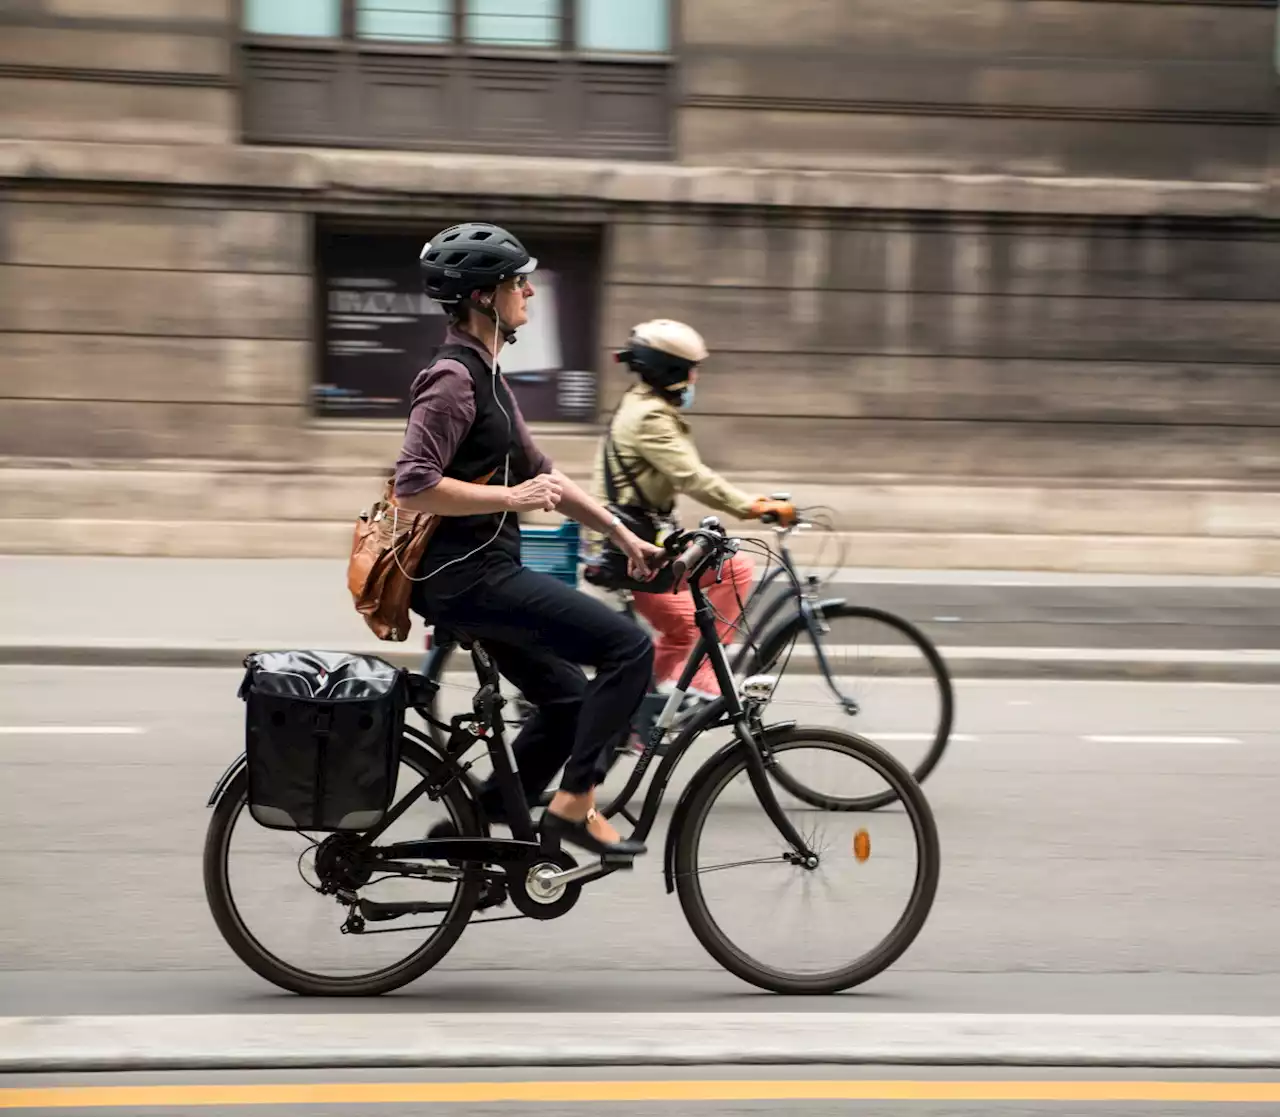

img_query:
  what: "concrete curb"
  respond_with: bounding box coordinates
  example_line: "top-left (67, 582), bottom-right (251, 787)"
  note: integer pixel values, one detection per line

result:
top-left (3, 643), bottom-right (1280, 682)
top-left (5, 1013), bottom-right (1280, 1073)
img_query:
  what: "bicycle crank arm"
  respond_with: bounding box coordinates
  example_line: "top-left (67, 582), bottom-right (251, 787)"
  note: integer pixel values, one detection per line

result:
top-left (539, 858), bottom-right (632, 890)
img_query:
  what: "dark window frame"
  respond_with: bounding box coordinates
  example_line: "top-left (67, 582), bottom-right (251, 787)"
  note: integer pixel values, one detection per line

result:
top-left (237, 0), bottom-right (676, 62)
top-left (235, 0), bottom-right (677, 158)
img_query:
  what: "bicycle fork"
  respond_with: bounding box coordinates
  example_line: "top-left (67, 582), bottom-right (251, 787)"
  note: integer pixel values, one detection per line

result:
top-left (800, 599), bottom-right (861, 717)
top-left (688, 593), bottom-right (817, 861)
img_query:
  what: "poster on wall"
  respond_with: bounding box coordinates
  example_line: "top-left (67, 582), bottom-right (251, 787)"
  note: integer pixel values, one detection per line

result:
top-left (315, 227), bottom-right (600, 423)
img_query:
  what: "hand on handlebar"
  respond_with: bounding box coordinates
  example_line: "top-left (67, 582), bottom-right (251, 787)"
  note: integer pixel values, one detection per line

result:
top-left (665, 518), bottom-right (730, 588)
top-left (749, 498), bottom-right (797, 526)
top-left (610, 523), bottom-right (666, 582)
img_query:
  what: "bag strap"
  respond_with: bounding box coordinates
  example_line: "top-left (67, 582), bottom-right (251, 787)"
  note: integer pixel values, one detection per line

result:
top-left (601, 433), bottom-right (622, 506)
top-left (601, 398), bottom-right (650, 509)
top-left (605, 433), bottom-right (673, 516)
top-left (607, 437), bottom-right (642, 505)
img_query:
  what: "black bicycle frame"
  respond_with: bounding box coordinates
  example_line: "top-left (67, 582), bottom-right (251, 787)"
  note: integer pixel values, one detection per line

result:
top-left (579, 553), bottom-right (814, 855)
top-left (357, 642), bottom-right (547, 872)
top-left (357, 544), bottom-right (816, 878)
top-left (426, 530), bottom-right (831, 706)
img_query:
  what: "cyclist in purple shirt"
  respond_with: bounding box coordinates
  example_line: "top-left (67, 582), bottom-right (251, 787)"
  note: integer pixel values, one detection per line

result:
top-left (393, 222), bottom-right (663, 863)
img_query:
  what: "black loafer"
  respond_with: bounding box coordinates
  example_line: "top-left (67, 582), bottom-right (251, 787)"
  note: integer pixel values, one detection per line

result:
top-left (539, 808), bottom-right (646, 859)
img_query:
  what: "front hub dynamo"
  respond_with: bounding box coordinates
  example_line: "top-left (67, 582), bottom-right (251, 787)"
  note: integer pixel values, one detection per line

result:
top-left (508, 849), bottom-right (581, 920)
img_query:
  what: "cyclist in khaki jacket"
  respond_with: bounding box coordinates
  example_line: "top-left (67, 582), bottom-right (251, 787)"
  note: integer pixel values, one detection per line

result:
top-left (587, 319), bottom-right (794, 700)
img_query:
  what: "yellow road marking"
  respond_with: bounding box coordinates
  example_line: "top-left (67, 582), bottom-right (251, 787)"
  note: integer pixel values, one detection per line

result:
top-left (2, 1079), bottom-right (1280, 1108)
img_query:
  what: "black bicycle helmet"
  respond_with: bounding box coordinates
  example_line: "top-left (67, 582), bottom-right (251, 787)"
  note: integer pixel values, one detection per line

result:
top-left (418, 222), bottom-right (536, 306)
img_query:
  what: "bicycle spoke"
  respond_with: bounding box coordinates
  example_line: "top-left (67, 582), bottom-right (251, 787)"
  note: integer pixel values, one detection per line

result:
top-left (673, 729), bottom-right (939, 994)
top-left (204, 741), bottom-right (483, 996)
top-left (680, 854), bottom-right (789, 878)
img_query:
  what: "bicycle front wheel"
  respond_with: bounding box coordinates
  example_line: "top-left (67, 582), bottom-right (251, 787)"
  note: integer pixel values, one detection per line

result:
top-left (673, 725), bottom-right (940, 995)
top-left (751, 603), bottom-right (955, 811)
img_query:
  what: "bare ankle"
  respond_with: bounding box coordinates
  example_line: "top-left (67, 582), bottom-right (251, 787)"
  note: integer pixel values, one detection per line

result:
top-left (548, 791), bottom-right (592, 820)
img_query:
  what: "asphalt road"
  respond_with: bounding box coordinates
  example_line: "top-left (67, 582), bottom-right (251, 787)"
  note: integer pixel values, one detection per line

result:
top-left (4, 1065), bottom-right (1280, 1115)
top-left (4, 557), bottom-right (1279, 656)
top-left (2, 666), bottom-right (1277, 1017)
top-left (814, 579), bottom-right (1280, 650)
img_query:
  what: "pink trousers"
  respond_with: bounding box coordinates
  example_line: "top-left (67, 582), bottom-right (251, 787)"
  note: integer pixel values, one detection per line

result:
top-left (630, 553), bottom-right (755, 696)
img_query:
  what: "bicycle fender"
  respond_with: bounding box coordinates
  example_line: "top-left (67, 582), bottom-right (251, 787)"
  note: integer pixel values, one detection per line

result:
top-left (662, 740), bottom-right (738, 894)
top-left (206, 751), bottom-right (246, 807)
top-left (661, 718), bottom-right (798, 894)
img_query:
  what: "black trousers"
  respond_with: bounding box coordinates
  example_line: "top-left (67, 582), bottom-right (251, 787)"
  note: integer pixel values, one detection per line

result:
top-left (418, 558), bottom-right (654, 806)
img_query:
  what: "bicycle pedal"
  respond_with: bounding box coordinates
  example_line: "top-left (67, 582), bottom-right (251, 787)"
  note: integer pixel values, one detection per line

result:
top-left (599, 853), bottom-right (638, 869)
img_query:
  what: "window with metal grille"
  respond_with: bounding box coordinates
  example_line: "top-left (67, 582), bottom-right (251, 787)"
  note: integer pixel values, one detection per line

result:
top-left (239, 0), bottom-right (674, 158)
top-left (240, 1), bottom-right (670, 52)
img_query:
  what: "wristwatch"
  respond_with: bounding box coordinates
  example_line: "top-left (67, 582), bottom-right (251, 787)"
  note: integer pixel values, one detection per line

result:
top-left (606, 513), bottom-right (623, 537)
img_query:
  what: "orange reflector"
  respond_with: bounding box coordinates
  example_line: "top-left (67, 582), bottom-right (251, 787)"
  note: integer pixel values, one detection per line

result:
top-left (853, 829), bottom-right (871, 861)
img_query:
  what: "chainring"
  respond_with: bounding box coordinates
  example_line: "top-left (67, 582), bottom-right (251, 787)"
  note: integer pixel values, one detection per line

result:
top-left (507, 848), bottom-right (581, 921)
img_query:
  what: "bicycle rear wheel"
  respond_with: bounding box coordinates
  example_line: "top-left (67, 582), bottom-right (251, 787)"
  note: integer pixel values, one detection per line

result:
top-left (203, 737), bottom-right (483, 996)
top-left (751, 603), bottom-right (954, 811)
top-left (673, 724), bottom-right (939, 994)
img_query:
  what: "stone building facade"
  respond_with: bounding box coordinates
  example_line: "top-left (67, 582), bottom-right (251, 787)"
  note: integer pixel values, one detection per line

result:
top-left (1, 0), bottom-right (1278, 571)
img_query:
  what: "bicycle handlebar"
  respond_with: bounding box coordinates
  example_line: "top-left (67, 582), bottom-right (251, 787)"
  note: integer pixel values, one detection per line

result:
top-left (670, 533), bottom-right (712, 584)
top-left (759, 509), bottom-right (812, 529)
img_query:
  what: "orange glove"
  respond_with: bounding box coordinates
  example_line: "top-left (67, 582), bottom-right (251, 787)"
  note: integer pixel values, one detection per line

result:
top-left (749, 498), bottom-right (796, 525)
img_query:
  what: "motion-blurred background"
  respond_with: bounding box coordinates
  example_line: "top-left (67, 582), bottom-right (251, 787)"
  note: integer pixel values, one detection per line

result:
top-left (2, 0), bottom-right (1278, 572)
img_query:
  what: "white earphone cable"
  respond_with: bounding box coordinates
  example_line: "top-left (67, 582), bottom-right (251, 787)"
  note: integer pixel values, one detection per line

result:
top-left (394, 303), bottom-right (512, 584)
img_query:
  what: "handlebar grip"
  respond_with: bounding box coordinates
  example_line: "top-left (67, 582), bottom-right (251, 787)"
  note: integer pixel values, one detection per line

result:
top-left (670, 535), bottom-right (711, 584)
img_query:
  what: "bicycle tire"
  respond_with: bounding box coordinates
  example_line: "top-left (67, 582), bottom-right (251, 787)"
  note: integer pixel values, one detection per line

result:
top-left (673, 724), bottom-right (940, 994)
top-left (202, 737), bottom-right (483, 997)
top-left (749, 603), bottom-right (955, 811)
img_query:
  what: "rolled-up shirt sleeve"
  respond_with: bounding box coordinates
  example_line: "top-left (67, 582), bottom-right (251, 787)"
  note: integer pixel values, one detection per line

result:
top-left (393, 362), bottom-right (476, 498)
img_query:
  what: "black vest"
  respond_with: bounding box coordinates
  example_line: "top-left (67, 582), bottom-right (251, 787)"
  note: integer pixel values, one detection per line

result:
top-left (415, 343), bottom-right (534, 588)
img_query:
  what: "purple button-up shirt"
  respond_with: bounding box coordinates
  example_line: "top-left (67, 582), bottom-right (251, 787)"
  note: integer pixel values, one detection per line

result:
top-left (393, 325), bottom-right (553, 498)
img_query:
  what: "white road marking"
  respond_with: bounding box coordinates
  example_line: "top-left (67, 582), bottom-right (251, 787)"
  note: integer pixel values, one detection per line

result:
top-left (0, 726), bottom-right (144, 736)
top-left (1083, 734), bottom-right (1242, 745)
top-left (873, 732), bottom-right (978, 743)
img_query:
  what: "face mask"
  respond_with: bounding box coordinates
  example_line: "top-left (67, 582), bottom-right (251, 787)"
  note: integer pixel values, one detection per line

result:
top-left (678, 384), bottom-right (696, 410)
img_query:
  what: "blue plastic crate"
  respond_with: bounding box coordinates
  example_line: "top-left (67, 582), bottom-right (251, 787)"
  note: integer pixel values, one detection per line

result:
top-left (519, 520), bottom-right (581, 586)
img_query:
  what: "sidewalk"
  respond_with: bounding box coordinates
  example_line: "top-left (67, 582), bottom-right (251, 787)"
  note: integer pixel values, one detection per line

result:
top-left (5, 1011), bottom-right (1280, 1072)
top-left (3, 556), bottom-right (1280, 681)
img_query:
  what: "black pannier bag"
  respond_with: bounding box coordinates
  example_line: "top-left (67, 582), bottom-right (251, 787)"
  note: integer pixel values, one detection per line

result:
top-left (238, 650), bottom-right (408, 832)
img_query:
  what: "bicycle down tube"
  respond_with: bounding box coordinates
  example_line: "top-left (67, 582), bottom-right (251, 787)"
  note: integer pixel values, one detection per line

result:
top-left (606, 542), bottom-right (817, 861)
